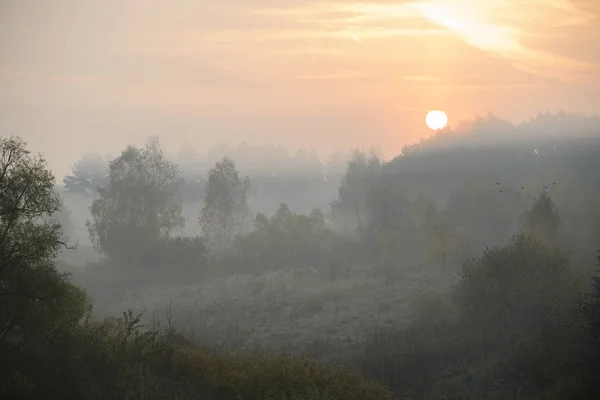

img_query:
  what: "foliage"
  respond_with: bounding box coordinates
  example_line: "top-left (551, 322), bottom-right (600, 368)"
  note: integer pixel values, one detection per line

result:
top-left (231, 204), bottom-right (335, 272)
top-left (425, 214), bottom-right (466, 271)
top-left (87, 137), bottom-right (185, 261)
top-left (455, 235), bottom-right (575, 358)
top-left (172, 349), bottom-right (394, 400)
top-left (0, 136), bottom-right (396, 400)
top-left (199, 157), bottom-right (252, 255)
top-left (521, 190), bottom-right (561, 246)
top-left (63, 152), bottom-right (109, 195)
top-left (3, 306), bottom-right (397, 400)
top-left (330, 149), bottom-right (382, 237)
top-left (352, 233), bottom-right (589, 399)
top-left (264, 387), bottom-right (336, 400)
top-left (139, 235), bottom-right (209, 282)
top-left (45, 194), bottom-right (75, 240)
top-left (445, 178), bottom-right (524, 252)
top-left (0, 136), bottom-right (92, 395)
top-left (365, 174), bottom-right (410, 236)
top-left (574, 250), bottom-right (600, 393)
top-left (589, 251), bottom-right (600, 347)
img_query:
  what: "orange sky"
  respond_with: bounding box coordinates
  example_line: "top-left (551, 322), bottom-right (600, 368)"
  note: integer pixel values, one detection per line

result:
top-left (1, 0), bottom-right (599, 177)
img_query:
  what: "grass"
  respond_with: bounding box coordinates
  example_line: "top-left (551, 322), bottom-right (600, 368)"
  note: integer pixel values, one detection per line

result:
top-left (76, 259), bottom-right (456, 360)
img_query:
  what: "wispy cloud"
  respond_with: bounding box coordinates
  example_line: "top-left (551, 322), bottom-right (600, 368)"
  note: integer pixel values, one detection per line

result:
top-left (254, 0), bottom-right (597, 81)
top-left (154, 27), bottom-right (449, 44)
top-left (408, 0), bottom-right (595, 81)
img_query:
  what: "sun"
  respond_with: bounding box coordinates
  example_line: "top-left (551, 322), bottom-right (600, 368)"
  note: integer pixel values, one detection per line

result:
top-left (426, 110), bottom-right (448, 130)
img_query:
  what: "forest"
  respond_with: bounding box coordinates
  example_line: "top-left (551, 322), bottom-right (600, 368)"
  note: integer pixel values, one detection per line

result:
top-left (2, 112), bottom-right (600, 399)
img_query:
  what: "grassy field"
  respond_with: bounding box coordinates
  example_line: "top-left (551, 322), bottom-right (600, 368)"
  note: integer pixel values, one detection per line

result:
top-left (72, 257), bottom-right (457, 363)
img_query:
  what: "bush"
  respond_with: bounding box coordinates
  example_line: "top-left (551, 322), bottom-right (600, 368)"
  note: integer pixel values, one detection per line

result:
top-left (2, 307), bottom-right (397, 400)
top-left (142, 235), bottom-right (209, 281)
top-left (352, 234), bottom-right (592, 399)
top-left (171, 350), bottom-right (395, 400)
top-left (227, 205), bottom-right (339, 273)
top-left (265, 388), bottom-right (336, 400)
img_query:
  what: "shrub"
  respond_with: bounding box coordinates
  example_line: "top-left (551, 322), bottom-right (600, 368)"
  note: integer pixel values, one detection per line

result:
top-left (2, 307), bottom-right (397, 400)
top-left (265, 387), bottom-right (336, 400)
top-left (171, 350), bottom-right (395, 400)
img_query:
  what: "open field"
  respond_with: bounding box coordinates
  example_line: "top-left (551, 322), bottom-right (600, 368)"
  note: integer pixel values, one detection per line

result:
top-left (73, 259), bottom-right (456, 359)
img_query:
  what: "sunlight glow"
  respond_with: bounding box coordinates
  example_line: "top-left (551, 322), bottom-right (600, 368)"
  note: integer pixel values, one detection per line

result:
top-left (286, 0), bottom-right (595, 81)
top-left (411, 1), bottom-right (521, 56)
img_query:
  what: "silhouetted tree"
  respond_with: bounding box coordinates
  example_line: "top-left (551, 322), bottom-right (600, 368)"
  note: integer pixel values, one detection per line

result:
top-left (0, 136), bottom-right (90, 388)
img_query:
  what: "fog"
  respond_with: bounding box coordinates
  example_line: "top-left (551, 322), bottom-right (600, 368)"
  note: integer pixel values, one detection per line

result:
top-left (57, 112), bottom-right (600, 244)
top-left (3, 1), bottom-right (600, 398)
top-left (17, 110), bottom-right (592, 398)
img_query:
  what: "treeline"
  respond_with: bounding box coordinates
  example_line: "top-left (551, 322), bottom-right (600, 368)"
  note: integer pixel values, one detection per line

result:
top-left (75, 138), bottom-right (339, 282)
top-left (71, 128), bottom-right (600, 283)
top-left (62, 142), bottom-right (345, 216)
top-left (64, 137), bottom-right (367, 284)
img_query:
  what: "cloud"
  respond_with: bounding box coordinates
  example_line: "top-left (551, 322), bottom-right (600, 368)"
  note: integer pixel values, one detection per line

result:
top-left (407, 0), bottom-right (596, 81)
top-left (103, 0), bottom-right (597, 86)
top-left (149, 27), bottom-right (449, 45)
top-left (253, 0), bottom-right (598, 81)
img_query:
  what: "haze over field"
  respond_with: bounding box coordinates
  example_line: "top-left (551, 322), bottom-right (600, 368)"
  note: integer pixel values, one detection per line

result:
top-left (2, 1), bottom-right (600, 399)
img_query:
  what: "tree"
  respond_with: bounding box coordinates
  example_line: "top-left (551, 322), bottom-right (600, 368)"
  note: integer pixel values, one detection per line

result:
top-left (446, 178), bottom-right (524, 251)
top-left (199, 157), bottom-right (251, 255)
top-left (231, 203), bottom-right (334, 271)
top-left (427, 215), bottom-right (461, 272)
top-left (330, 149), bottom-right (382, 237)
top-left (455, 234), bottom-right (576, 384)
top-left (578, 250), bottom-right (600, 390)
top-left (365, 174), bottom-right (410, 234)
top-left (363, 173), bottom-right (414, 267)
top-left (87, 137), bottom-right (184, 261)
top-left (63, 152), bottom-right (108, 195)
top-left (590, 251), bottom-right (600, 343)
top-left (522, 190), bottom-right (561, 246)
top-left (41, 189), bottom-right (76, 241)
top-left (0, 136), bottom-right (90, 380)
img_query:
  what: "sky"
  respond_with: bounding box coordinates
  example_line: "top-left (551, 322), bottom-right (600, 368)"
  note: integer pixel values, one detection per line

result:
top-left (1, 0), bottom-right (599, 178)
